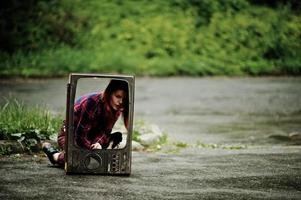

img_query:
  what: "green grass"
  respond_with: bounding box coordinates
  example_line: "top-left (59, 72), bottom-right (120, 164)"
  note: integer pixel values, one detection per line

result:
top-left (0, 99), bottom-right (62, 140)
top-left (195, 140), bottom-right (247, 150)
top-left (147, 133), bottom-right (169, 151)
top-left (0, 100), bottom-right (169, 153)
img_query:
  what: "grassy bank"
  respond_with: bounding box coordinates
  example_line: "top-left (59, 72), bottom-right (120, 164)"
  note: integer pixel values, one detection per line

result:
top-left (0, 100), bottom-right (167, 154)
top-left (1, 0), bottom-right (301, 77)
top-left (0, 100), bottom-right (62, 154)
top-left (0, 100), bottom-right (62, 140)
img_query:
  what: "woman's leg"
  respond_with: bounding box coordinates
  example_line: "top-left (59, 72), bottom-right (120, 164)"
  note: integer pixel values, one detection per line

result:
top-left (42, 121), bottom-right (66, 167)
top-left (42, 142), bottom-right (59, 164)
top-left (56, 152), bottom-right (65, 167)
top-left (42, 142), bottom-right (65, 167)
top-left (54, 122), bottom-right (66, 167)
top-left (57, 121), bottom-right (66, 149)
top-left (110, 132), bottom-right (123, 149)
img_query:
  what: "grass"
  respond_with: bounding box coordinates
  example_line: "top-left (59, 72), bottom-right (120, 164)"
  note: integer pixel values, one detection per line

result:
top-left (195, 141), bottom-right (247, 150)
top-left (0, 100), bottom-right (169, 154)
top-left (0, 99), bottom-right (62, 140)
top-left (147, 133), bottom-right (169, 151)
top-left (0, 146), bottom-right (13, 156)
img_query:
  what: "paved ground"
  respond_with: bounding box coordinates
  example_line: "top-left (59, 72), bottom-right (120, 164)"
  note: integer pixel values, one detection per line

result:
top-left (1, 77), bottom-right (301, 199)
top-left (1, 146), bottom-right (301, 200)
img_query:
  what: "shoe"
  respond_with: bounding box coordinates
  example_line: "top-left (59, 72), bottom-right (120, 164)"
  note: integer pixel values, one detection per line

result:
top-left (42, 143), bottom-right (59, 165)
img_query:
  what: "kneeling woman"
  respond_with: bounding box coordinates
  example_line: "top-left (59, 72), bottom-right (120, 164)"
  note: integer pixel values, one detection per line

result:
top-left (42, 80), bottom-right (129, 167)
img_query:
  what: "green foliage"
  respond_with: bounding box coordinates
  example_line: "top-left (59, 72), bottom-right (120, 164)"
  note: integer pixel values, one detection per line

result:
top-left (0, 99), bottom-right (63, 153)
top-left (195, 141), bottom-right (247, 149)
top-left (132, 129), bottom-right (141, 143)
top-left (0, 100), bottom-right (169, 153)
top-left (175, 141), bottom-right (189, 148)
top-left (1, 0), bottom-right (300, 77)
top-left (0, 99), bottom-right (63, 140)
top-left (0, 146), bottom-right (13, 156)
top-left (146, 133), bottom-right (169, 151)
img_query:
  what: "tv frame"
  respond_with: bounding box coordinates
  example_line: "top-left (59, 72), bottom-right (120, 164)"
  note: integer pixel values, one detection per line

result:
top-left (64, 73), bottom-right (135, 175)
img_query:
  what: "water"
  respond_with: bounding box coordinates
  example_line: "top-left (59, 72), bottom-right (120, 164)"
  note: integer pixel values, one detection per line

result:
top-left (1, 77), bottom-right (301, 145)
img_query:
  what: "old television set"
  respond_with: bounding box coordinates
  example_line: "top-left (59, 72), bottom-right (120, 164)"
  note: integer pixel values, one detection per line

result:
top-left (65, 73), bottom-right (135, 175)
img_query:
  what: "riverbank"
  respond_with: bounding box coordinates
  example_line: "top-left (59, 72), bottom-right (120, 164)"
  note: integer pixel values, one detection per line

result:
top-left (1, 77), bottom-right (301, 146)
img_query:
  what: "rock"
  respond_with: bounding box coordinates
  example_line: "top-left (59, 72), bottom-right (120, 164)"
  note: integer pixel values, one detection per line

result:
top-left (133, 123), bottom-right (164, 146)
top-left (139, 133), bottom-right (160, 146)
top-left (150, 124), bottom-right (163, 137)
top-left (0, 139), bottom-right (59, 155)
top-left (268, 135), bottom-right (290, 141)
top-left (132, 141), bottom-right (144, 151)
top-left (0, 140), bottom-right (24, 154)
top-left (289, 132), bottom-right (301, 140)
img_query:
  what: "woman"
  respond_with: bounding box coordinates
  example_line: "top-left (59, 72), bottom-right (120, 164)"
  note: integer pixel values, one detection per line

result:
top-left (42, 79), bottom-right (129, 167)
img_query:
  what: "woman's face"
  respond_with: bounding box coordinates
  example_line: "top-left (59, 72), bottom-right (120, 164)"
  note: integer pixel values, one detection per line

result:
top-left (110, 90), bottom-right (126, 111)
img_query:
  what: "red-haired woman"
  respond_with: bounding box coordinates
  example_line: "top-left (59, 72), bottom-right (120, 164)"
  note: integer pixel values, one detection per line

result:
top-left (42, 80), bottom-right (129, 167)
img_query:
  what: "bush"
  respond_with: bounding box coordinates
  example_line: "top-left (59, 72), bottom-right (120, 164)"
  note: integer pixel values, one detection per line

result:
top-left (1, 0), bottom-right (300, 77)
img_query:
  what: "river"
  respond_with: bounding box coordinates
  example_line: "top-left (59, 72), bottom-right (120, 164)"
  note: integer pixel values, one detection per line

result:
top-left (1, 77), bottom-right (301, 145)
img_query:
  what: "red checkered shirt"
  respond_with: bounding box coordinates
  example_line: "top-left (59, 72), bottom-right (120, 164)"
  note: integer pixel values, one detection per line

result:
top-left (74, 92), bottom-right (121, 149)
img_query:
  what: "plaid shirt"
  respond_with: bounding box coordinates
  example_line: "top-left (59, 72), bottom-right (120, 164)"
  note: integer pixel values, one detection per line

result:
top-left (73, 92), bottom-right (121, 149)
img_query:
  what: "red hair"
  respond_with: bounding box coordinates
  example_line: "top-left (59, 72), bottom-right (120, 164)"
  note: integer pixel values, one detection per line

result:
top-left (102, 80), bottom-right (129, 129)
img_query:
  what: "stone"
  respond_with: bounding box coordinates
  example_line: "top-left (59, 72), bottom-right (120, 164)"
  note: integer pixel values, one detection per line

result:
top-left (150, 124), bottom-right (163, 137)
top-left (132, 141), bottom-right (144, 151)
top-left (0, 140), bottom-right (24, 154)
top-left (139, 133), bottom-right (160, 146)
top-left (289, 132), bottom-right (301, 140)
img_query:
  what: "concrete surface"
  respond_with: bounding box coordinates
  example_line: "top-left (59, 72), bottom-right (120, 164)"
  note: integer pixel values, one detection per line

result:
top-left (1, 146), bottom-right (301, 200)
top-left (1, 77), bottom-right (301, 199)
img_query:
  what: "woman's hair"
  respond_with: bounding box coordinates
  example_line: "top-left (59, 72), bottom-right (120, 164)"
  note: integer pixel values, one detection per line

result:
top-left (102, 79), bottom-right (129, 129)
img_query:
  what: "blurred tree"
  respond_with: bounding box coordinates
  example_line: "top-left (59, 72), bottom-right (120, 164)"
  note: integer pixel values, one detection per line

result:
top-left (0, 0), bottom-right (79, 54)
top-left (0, 0), bottom-right (39, 53)
top-left (247, 0), bottom-right (301, 13)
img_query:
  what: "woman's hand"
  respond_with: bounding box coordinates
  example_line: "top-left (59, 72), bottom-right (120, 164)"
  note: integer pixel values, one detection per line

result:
top-left (91, 143), bottom-right (102, 149)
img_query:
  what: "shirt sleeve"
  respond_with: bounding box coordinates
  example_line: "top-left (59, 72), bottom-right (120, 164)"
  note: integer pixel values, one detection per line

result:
top-left (93, 115), bottom-right (120, 147)
top-left (92, 107), bottom-right (111, 146)
top-left (74, 97), bottom-right (97, 149)
top-left (93, 133), bottom-right (110, 146)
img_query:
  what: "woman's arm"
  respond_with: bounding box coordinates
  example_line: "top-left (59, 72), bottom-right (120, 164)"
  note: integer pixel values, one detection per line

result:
top-left (93, 133), bottom-right (109, 147)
